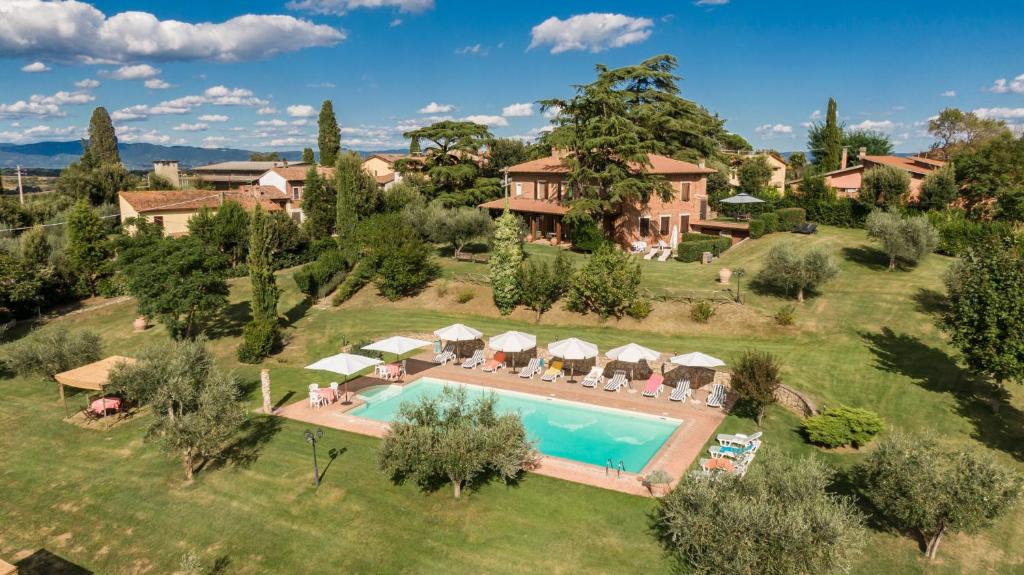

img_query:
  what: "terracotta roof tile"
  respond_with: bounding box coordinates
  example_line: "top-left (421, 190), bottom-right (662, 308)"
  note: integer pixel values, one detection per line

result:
top-left (505, 153), bottom-right (715, 175)
top-left (119, 189), bottom-right (284, 213)
top-left (478, 198), bottom-right (569, 215)
top-left (265, 165), bottom-right (335, 182)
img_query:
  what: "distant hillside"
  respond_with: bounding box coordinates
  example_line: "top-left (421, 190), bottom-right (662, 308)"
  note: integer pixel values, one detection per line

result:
top-left (0, 141), bottom-right (408, 170)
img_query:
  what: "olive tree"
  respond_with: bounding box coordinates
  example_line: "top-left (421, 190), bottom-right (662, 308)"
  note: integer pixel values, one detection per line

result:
top-left (865, 210), bottom-right (939, 270)
top-left (409, 204), bottom-right (494, 256)
top-left (729, 350), bottom-right (782, 426)
top-left (756, 242), bottom-right (838, 302)
top-left (4, 326), bottom-right (102, 382)
top-left (858, 432), bottom-right (1021, 560)
top-left (859, 165), bottom-right (911, 208)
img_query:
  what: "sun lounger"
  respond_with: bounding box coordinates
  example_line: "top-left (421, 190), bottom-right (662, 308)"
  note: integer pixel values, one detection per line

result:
top-left (461, 349), bottom-right (485, 369)
top-left (716, 431), bottom-right (762, 447)
top-left (709, 441), bottom-right (760, 459)
top-left (793, 222), bottom-right (818, 234)
top-left (580, 366), bottom-right (604, 388)
top-left (706, 383), bottom-right (726, 408)
top-left (643, 246), bottom-right (659, 260)
top-left (481, 351), bottom-right (506, 373)
top-left (433, 343), bottom-right (456, 365)
top-left (669, 379), bottom-right (692, 402)
top-left (641, 374), bottom-right (664, 398)
top-left (518, 357), bottom-right (541, 378)
top-left (541, 360), bottom-right (564, 382)
top-left (657, 249), bottom-right (672, 262)
top-left (604, 370), bottom-right (628, 392)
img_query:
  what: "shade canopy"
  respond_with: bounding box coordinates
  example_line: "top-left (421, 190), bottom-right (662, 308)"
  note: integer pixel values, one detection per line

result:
top-left (305, 353), bottom-right (383, 377)
top-left (433, 323), bottom-right (483, 341)
top-left (489, 330), bottom-right (537, 353)
top-left (670, 352), bottom-right (726, 368)
top-left (361, 336), bottom-right (432, 357)
top-left (548, 337), bottom-right (599, 360)
top-left (720, 193), bottom-right (766, 205)
top-left (54, 356), bottom-right (135, 391)
top-left (606, 343), bottom-right (661, 364)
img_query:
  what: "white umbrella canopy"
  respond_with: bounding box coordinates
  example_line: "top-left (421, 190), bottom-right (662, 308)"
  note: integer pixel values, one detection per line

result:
top-left (362, 336), bottom-right (432, 359)
top-left (306, 353), bottom-right (383, 376)
top-left (606, 342), bottom-right (661, 364)
top-left (489, 330), bottom-right (537, 353)
top-left (548, 337), bottom-right (599, 360)
top-left (670, 352), bottom-right (726, 368)
top-left (433, 323), bottom-right (483, 341)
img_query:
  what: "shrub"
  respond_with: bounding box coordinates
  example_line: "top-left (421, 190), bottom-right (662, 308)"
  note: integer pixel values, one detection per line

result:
top-left (519, 254), bottom-right (572, 320)
top-left (435, 280), bottom-right (449, 298)
top-left (730, 350), bottom-right (782, 425)
top-left (332, 260), bottom-right (374, 305)
top-left (293, 249), bottom-right (347, 298)
top-left (490, 210), bottom-right (523, 314)
top-left (802, 406), bottom-right (883, 448)
top-left (676, 236), bottom-right (732, 262)
top-left (775, 207), bottom-right (806, 230)
top-left (627, 298), bottom-right (652, 320)
top-left (565, 244), bottom-right (642, 319)
top-left (759, 212), bottom-right (780, 233)
top-left (756, 242), bottom-right (838, 302)
top-left (374, 238), bottom-right (437, 300)
top-left (4, 326), bottom-right (102, 381)
top-left (690, 301), bottom-right (715, 323)
top-left (860, 165), bottom-right (911, 208)
top-left (926, 209), bottom-right (1014, 256)
top-left (748, 218), bottom-right (767, 239)
top-left (568, 217), bottom-right (606, 253)
top-left (866, 210), bottom-right (939, 270)
top-left (237, 318), bottom-right (278, 364)
top-left (774, 304), bottom-right (796, 326)
top-left (456, 288), bottom-right (475, 304)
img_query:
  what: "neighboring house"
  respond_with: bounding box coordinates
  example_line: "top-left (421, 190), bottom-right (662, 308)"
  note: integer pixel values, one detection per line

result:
top-left (189, 160), bottom-right (308, 190)
top-left (479, 151), bottom-right (733, 247)
top-left (118, 187), bottom-right (288, 237)
top-left (361, 153), bottom-right (422, 190)
top-left (788, 150), bottom-right (946, 201)
top-left (257, 165), bottom-right (336, 223)
top-left (727, 151), bottom-right (788, 194)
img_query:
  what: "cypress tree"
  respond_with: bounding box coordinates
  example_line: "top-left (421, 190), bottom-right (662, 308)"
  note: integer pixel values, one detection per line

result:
top-left (302, 147), bottom-right (315, 164)
top-left (67, 198), bottom-right (111, 295)
top-left (302, 166), bottom-right (335, 238)
top-left (318, 100), bottom-right (341, 167)
top-left (489, 209), bottom-right (522, 315)
top-left (818, 98), bottom-right (843, 172)
top-left (238, 206), bottom-right (280, 363)
top-left (334, 153), bottom-right (361, 243)
top-left (84, 107), bottom-right (120, 167)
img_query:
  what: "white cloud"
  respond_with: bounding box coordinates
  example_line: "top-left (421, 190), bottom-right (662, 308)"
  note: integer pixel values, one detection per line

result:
top-left (389, 18), bottom-right (402, 27)
top-left (418, 102), bottom-right (454, 114)
top-left (455, 44), bottom-right (487, 56)
top-left (291, 119), bottom-right (310, 126)
top-left (257, 119), bottom-right (289, 127)
top-left (0, 1), bottom-right (345, 63)
top-left (201, 136), bottom-right (231, 148)
top-left (0, 89), bottom-right (95, 119)
top-left (115, 125), bottom-right (178, 145)
top-left (286, 0), bottom-right (434, 15)
top-left (529, 13), bottom-right (654, 54)
top-left (754, 124), bottom-right (794, 138)
top-left (543, 105), bottom-right (562, 119)
top-left (260, 136), bottom-right (316, 147)
top-left (110, 86), bottom-right (267, 121)
top-left (287, 104), bottom-right (317, 118)
top-left (32, 91), bottom-right (94, 106)
top-left (75, 78), bottom-right (100, 89)
top-left (973, 107), bottom-right (1024, 120)
top-left (850, 119), bottom-right (897, 132)
top-left (144, 78), bottom-right (172, 90)
top-left (809, 110), bottom-right (822, 120)
top-left (940, 90), bottom-right (957, 97)
top-left (103, 64), bottom-right (160, 80)
top-left (986, 74), bottom-right (1024, 94)
top-left (173, 122), bottom-right (208, 132)
top-left (198, 114), bottom-right (229, 122)
top-left (502, 103), bottom-right (534, 118)
top-left (21, 61), bottom-right (50, 72)
top-left (695, 0), bottom-right (730, 5)
top-left (0, 124), bottom-right (83, 143)
top-left (307, 82), bottom-right (336, 88)
top-left (462, 114), bottom-right (509, 127)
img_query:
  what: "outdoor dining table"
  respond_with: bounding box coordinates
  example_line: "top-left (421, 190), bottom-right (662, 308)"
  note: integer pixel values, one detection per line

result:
top-left (317, 387), bottom-right (337, 404)
top-left (90, 396), bottom-right (122, 415)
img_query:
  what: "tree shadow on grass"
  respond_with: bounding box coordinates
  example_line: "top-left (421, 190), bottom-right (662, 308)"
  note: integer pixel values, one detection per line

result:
top-left (204, 415), bottom-right (284, 473)
top-left (841, 246), bottom-right (890, 272)
top-left (16, 549), bottom-right (92, 575)
top-left (203, 301), bottom-right (251, 340)
top-left (861, 327), bottom-right (1024, 461)
top-left (747, 275), bottom-right (825, 302)
top-left (283, 297), bottom-right (312, 327)
top-left (912, 287), bottom-right (948, 317)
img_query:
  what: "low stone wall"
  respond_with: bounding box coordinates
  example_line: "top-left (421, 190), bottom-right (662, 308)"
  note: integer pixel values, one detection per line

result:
top-left (774, 384), bottom-right (818, 418)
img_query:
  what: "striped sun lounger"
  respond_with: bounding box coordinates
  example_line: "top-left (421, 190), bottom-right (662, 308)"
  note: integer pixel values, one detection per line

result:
top-left (461, 349), bottom-right (485, 369)
top-left (518, 358), bottom-right (541, 378)
top-left (604, 370), bottom-right (628, 392)
top-left (433, 343), bottom-right (456, 365)
top-left (641, 374), bottom-right (664, 398)
top-left (540, 360), bottom-right (564, 382)
top-left (669, 379), bottom-right (691, 402)
top-left (580, 366), bottom-right (604, 388)
top-left (706, 383), bottom-right (727, 408)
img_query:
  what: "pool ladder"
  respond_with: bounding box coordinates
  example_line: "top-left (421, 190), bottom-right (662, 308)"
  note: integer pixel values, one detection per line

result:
top-left (605, 459), bottom-right (626, 478)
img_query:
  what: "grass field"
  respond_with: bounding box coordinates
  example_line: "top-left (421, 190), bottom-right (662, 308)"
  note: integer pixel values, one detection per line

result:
top-left (1, 226), bottom-right (1022, 574)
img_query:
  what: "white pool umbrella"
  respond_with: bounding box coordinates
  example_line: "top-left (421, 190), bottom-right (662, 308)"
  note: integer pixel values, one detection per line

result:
top-left (489, 331), bottom-right (537, 353)
top-left (606, 343), bottom-right (661, 364)
top-left (669, 352), bottom-right (726, 368)
top-left (306, 353), bottom-right (383, 404)
top-left (548, 337), bottom-right (599, 360)
top-left (362, 335), bottom-right (432, 361)
top-left (433, 323), bottom-right (483, 341)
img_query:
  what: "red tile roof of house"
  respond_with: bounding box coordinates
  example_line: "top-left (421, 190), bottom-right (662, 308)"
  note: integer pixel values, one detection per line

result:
top-left (478, 198), bottom-right (569, 215)
top-left (264, 165), bottom-right (335, 182)
top-left (505, 153), bottom-right (716, 175)
top-left (861, 155), bottom-right (946, 176)
top-left (119, 189), bottom-right (284, 213)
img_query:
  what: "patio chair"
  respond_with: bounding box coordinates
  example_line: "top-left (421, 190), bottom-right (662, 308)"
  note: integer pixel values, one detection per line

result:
top-left (657, 248), bottom-right (672, 262)
top-left (481, 351), bottom-right (506, 373)
top-left (540, 360), bottom-right (564, 382)
top-left (643, 246), bottom-right (659, 260)
top-left (518, 357), bottom-right (542, 378)
top-left (309, 390), bottom-right (327, 409)
top-left (434, 343), bottom-right (456, 365)
top-left (580, 366), bottom-right (604, 388)
top-left (706, 383), bottom-right (726, 408)
top-left (733, 452), bottom-right (756, 477)
top-left (716, 431), bottom-right (763, 448)
top-left (641, 374), bottom-right (665, 398)
top-left (709, 440), bottom-right (761, 459)
top-left (604, 370), bottom-right (628, 392)
top-left (669, 379), bottom-right (692, 402)
top-left (461, 349), bottom-right (485, 369)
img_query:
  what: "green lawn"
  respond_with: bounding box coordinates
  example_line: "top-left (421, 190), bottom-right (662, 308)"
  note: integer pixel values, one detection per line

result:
top-left (1, 226), bottom-right (1022, 573)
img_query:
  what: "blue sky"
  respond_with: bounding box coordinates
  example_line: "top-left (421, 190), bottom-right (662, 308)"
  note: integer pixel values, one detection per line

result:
top-left (1, 0), bottom-right (1023, 153)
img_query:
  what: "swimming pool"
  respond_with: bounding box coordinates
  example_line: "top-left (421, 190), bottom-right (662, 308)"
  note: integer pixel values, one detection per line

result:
top-left (350, 377), bottom-right (681, 473)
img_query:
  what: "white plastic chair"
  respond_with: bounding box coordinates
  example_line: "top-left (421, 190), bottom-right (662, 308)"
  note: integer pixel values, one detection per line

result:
top-left (309, 390), bottom-right (326, 409)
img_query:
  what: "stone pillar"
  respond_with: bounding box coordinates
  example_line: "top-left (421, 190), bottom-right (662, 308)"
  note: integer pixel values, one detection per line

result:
top-left (261, 369), bottom-right (273, 414)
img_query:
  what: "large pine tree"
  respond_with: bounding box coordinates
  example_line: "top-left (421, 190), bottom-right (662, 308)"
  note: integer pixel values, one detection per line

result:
top-left (84, 107), bottom-right (120, 167)
top-left (318, 100), bottom-right (341, 166)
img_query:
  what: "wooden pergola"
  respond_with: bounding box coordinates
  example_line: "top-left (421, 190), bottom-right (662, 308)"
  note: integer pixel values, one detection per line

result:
top-left (53, 356), bottom-right (135, 417)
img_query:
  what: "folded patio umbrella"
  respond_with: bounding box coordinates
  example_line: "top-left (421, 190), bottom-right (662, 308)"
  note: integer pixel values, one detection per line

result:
top-left (489, 330), bottom-right (537, 353)
top-left (548, 337), bottom-right (599, 360)
top-left (362, 335), bottom-right (432, 362)
top-left (306, 353), bottom-right (384, 404)
top-left (433, 323), bottom-right (483, 341)
top-left (669, 352), bottom-right (726, 368)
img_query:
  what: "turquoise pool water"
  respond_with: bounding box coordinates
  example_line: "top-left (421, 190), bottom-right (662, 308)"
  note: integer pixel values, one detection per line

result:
top-left (350, 378), bottom-right (680, 473)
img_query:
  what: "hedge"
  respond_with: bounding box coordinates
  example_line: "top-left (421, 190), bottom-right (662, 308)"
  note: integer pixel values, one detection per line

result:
top-left (926, 210), bottom-right (1015, 256)
top-left (776, 195), bottom-right (868, 228)
top-left (749, 218), bottom-right (767, 239)
top-left (676, 236), bottom-right (732, 262)
top-left (293, 249), bottom-right (348, 298)
top-left (775, 207), bottom-right (806, 230)
top-left (802, 406), bottom-right (884, 448)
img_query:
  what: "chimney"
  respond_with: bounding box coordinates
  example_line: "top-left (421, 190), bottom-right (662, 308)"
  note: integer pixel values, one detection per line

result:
top-left (283, 159), bottom-right (289, 168)
top-left (840, 147), bottom-right (849, 170)
top-left (698, 159), bottom-right (706, 169)
top-left (858, 147), bottom-right (867, 161)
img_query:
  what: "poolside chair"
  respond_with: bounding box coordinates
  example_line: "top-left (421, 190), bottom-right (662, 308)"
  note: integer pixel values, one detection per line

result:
top-left (580, 366), bottom-right (604, 388)
top-left (643, 246), bottom-right (659, 260)
top-left (540, 360), bottom-right (564, 382)
top-left (657, 248), bottom-right (672, 262)
top-left (732, 452), bottom-right (756, 477)
top-left (604, 370), bottom-right (628, 392)
top-left (461, 349), bottom-right (485, 369)
top-left (433, 343), bottom-right (456, 365)
top-left (309, 389), bottom-right (326, 409)
top-left (641, 374), bottom-right (665, 398)
top-left (481, 352), bottom-right (506, 373)
top-left (669, 379), bottom-right (692, 402)
top-left (518, 357), bottom-right (542, 378)
top-left (706, 383), bottom-right (726, 408)
top-left (716, 431), bottom-right (763, 448)
top-left (709, 440), bottom-right (760, 460)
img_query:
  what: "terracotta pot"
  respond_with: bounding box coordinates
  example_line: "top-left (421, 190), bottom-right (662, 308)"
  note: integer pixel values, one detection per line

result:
top-left (133, 316), bottom-right (148, 332)
top-left (718, 268), bottom-right (732, 284)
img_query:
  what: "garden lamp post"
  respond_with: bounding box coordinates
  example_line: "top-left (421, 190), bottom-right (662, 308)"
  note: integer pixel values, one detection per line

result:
top-left (734, 268), bottom-right (746, 304)
top-left (304, 428), bottom-right (324, 487)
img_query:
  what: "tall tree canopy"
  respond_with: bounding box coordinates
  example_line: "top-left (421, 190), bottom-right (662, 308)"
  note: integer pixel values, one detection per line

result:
top-left (929, 107), bottom-right (1010, 160)
top-left (238, 206), bottom-right (280, 363)
top-left (400, 121), bottom-right (499, 206)
top-left (83, 106), bottom-right (120, 167)
top-left (66, 198), bottom-right (111, 295)
top-left (809, 98), bottom-right (844, 172)
top-left (301, 166), bottom-right (335, 238)
top-left (953, 132), bottom-right (1024, 212)
top-left (318, 100), bottom-right (341, 166)
top-left (301, 147), bottom-right (315, 164)
top-left (335, 152), bottom-right (380, 242)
